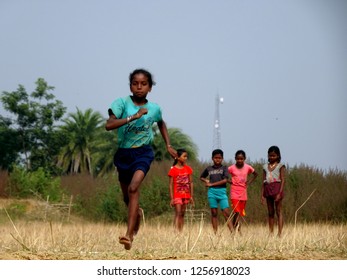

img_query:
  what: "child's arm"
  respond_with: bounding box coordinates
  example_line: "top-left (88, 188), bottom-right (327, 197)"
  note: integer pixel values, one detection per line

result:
top-left (169, 177), bottom-right (174, 207)
top-left (208, 179), bottom-right (228, 187)
top-left (105, 108), bottom-right (144, 131)
top-left (200, 169), bottom-right (210, 186)
top-left (157, 120), bottom-right (177, 159)
top-left (247, 170), bottom-right (258, 185)
top-left (261, 170), bottom-right (266, 204)
top-left (200, 177), bottom-right (209, 183)
top-left (189, 174), bottom-right (194, 206)
top-left (201, 178), bottom-right (210, 187)
top-left (275, 165), bottom-right (286, 201)
top-left (226, 167), bottom-right (232, 184)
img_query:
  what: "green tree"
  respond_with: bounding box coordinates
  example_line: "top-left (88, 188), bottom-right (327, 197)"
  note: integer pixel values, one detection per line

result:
top-left (92, 129), bottom-right (118, 176)
top-left (152, 127), bottom-right (198, 161)
top-left (1, 78), bottom-right (66, 172)
top-left (0, 116), bottom-right (21, 170)
top-left (57, 108), bottom-right (104, 175)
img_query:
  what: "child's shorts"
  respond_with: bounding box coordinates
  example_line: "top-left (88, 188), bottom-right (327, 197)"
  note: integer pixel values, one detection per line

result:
top-left (231, 199), bottom-right (246, 216)
top-left (208, 187), bottom-right (229, 210)
top-left (114, 145), bottom-right (154, 184)
top-left (173, 198), bottom-right (190, 205)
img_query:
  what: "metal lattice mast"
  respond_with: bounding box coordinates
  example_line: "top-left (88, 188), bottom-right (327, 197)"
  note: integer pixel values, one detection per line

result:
top-left (213, 94), bottom-right (223, 150)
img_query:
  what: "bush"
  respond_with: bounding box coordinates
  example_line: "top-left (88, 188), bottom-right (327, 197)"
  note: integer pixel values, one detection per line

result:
top-left (7, 165), bottom-right (64, 201)
top-left (94, 184), bottom-right (127, 222)
top-left (4, 161), bottom-right (347, 224)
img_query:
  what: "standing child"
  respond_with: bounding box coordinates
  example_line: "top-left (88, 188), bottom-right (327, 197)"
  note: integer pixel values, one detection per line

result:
top-left (105, 68), bottom-right (177, 250)
top-left (168, 148), bottom-right (194, 232)
top-left (228, 150), bottom-right (258, 232)
top-left (200, 149), bottom-right (233, 234)
top-left (261, 145), bottom-right (285, 237)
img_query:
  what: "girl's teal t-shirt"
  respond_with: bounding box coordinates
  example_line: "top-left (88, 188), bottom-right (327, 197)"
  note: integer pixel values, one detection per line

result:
top-left (110, 95), bottom-right (162, 148)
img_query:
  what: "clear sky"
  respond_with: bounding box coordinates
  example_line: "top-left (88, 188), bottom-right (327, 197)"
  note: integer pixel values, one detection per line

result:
top-left (1, 0), bottom-right (346, 172)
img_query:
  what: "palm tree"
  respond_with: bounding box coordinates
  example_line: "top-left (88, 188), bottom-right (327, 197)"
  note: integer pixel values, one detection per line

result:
top-left (92, 129), bottom-right (118, 176)
top-left (57, 108), bottom-right (104, 175)
top-left (152, 127), bottom-right (199, 161)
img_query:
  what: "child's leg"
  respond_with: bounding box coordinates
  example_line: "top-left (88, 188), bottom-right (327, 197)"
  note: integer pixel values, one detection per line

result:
top-left (220, 194), bottom-right (232, 232)
top-left (231, 199), bottom-right (241, 229)
top-left (208, 192), bottom-right (219, 233)
top-left (134, 207), bottom-right (143, 236)
top-left (233, 212), bottom-right (240, 229)
top-left (174, 203), bottom-right (182, 232)
top-left (174, 203), bottom-right (186, 232)
top-left (210, 208), bottom-right (218, 233)
top-left (266, 197), bottom-right (275, 235)
top-left (118, 181), bottom-right (132, 249)
top-left (120, 182), bottom-right (129, 206)
top-left (179, 203), bottom-right (188, 231)
top-left (275, 199), bottom-right (283, 237)
top-left (125, 170), bottom-right (145, 241)
top-left (237, 201), bottom-right (247, 234)
top-left (221, 208), bottom-right (233, 232)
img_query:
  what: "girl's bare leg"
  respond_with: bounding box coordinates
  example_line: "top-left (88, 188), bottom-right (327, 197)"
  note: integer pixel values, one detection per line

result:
top-left (266, 197), bottom-right (275, 235)
top-left (174, 203), bottom-right (187, 232)
top-left (179, 203), bottom-right (187, 231)
top-left (222, 208), bottom-right (233, 233)
top-left (134, 207), bottom-right (143, 236)
top-left (232, 212), bottom-right (240, 228)
top-left (120, 182), bottom-right (129, 206)
top-left (120, 170), bottom-right (145, 245)
top-left (174, 204), bottom-right (182, 232)
top-left (275, 199), bottom-right (283, 237)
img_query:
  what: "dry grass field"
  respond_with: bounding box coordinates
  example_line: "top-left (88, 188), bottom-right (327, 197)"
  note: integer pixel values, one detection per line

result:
top-left (0, 207), bottom-right (346, 260)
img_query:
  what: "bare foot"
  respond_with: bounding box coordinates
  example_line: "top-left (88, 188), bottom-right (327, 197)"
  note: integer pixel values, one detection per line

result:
top-left (119, 236), bottom-right (132, 250)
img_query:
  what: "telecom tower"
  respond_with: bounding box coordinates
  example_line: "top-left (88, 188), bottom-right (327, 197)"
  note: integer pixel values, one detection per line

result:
top-left (213, 94), bottom-right (224, 150)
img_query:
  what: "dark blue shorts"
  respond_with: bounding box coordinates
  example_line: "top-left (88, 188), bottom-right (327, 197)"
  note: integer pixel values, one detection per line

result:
top-left (113, 145), bottom-right (154, 184)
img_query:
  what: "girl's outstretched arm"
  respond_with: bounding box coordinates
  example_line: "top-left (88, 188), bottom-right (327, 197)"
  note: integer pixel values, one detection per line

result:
top-left (157, 120), bottom-right (177, 159)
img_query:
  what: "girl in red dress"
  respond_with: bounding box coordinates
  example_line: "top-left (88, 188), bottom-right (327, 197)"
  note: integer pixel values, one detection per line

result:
top-left (168, 148), bottom-right (194, 232)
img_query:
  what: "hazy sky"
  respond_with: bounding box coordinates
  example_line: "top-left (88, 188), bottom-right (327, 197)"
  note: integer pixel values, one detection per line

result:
top-left (1, 0), bottom-right (346, 172)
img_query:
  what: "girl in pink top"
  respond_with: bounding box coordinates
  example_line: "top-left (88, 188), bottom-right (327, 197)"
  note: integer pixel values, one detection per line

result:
top-left (228, 150), bottom-right (258, 232)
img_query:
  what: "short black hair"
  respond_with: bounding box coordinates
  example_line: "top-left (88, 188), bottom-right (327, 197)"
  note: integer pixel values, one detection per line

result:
top-left (212, 149), bottom-right (223, 157)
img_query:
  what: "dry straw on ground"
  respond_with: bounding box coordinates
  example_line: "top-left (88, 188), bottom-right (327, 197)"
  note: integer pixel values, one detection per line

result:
top-left (0, 214), bottom-right (346, 260)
